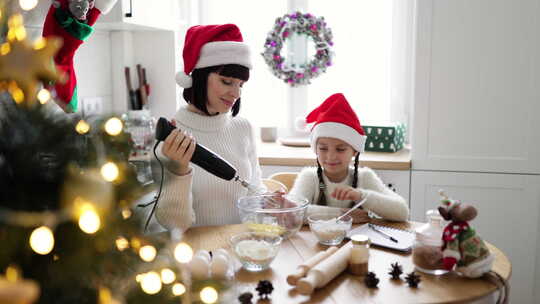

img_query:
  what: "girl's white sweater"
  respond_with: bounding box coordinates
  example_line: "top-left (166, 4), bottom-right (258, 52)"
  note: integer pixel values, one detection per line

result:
top-left (288, 166), bottom-right (409, 221)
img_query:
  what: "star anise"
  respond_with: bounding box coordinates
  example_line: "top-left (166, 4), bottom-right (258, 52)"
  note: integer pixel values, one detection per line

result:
top-left (388, 262), bottom-right (403, 280)
top-left (255, 280), bottom-right (274, 299)
top-left (405, 271), bottom-right (421, 288)
top-left (364, 271), bottom-right (380, 288)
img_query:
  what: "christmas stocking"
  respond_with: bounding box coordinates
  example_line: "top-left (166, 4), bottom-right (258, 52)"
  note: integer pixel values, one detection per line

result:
top-left (42, 0), bottom-right (117, 112)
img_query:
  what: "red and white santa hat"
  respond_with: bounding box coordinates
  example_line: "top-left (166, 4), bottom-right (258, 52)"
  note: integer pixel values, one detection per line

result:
top-left (175, 24), bottom-right (252, 88)
top-left (301, 93), bottom-right (367, 153)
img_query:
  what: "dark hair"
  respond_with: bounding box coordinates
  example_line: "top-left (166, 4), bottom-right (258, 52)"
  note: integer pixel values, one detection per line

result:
top-left (315, 152), bottom-right (361, 208)
top-left (182, 64), bottom-right (250, 117)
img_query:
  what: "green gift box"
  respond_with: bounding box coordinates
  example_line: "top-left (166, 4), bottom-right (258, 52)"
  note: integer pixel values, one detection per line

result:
top-left (363, 123), bottom-right (406, 152)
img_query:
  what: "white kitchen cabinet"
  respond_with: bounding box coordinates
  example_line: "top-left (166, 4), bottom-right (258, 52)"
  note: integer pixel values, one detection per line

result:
top-left (97, 0), bottom-right (180, 31)
top-left (22, 0), bottom-right (180, 31)
top-left (411, 0), bottom-right (540, 174)
top-left (410, 170), bottom-right (540, 304)
top-left (261, 165), bottom-right (410, 207)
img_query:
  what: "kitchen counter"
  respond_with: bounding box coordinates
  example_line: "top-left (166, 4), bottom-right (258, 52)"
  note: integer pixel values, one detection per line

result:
top-left (257, 141), bottom-right (411, 170)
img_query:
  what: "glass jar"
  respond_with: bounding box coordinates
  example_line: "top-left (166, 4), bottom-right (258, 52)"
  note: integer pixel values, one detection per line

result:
top-left (348, 234), bottom-right (370, 275)
top-left (412, 209), bottom-right (448, 275)
top-left (121, 110), bottom-right (155, 184)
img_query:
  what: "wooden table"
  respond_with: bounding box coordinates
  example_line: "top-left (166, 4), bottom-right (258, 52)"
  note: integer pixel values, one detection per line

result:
top-left (182, 220), bottom-right (511, 304)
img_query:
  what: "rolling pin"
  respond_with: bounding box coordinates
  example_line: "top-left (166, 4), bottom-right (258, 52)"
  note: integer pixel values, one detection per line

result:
top-left (287, 246), bottom-right (338, 286)
top-left (296, 242), bottom-right (352, 295)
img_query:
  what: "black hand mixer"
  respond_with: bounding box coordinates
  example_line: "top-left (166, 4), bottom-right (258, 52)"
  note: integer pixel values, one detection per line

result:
top-left (140, 117), bottom-right (262, 231)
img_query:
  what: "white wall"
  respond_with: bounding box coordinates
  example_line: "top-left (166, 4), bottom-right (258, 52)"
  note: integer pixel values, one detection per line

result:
top-left (26, 27), bottom-right (114, 114)
top-left (75, 30), bottom-right (113, 113)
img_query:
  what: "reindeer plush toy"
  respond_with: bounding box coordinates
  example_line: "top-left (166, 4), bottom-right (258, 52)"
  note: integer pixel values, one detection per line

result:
top-left (437, 191), bottom-right (494, 278)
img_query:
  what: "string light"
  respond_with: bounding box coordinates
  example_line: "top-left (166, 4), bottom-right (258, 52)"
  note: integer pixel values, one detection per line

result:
top-left (104, 117), bottom-right (123, 136)
top-left (200, 286), bottom-right (218, 304)
top-left (172, 283), bottom-right (186, 296)
top-left (8, 14), bottom-right (23, 28)
top-left (121, 208), bottom-right (132, 219)
top-left (8, 82), bottom-right (24, 103)
top-left (101, 162), bottom-right (119, 182)
top-left (29, 226), bottom-right (54, 255)
top-left (0, 43), bottom-right (10, 55)
top-left (115, 237), bottom-right (129, 251)
top-left (6, 265), bottom-right (21, 282)
top-left (130, 238), bottom-right (141, 250)
top-left (33, 37), bottom-right (46, 50)
top-left (174, 242), bottom-right (193, 263)
top-left (139, 245), bottom-right (156, 262)
top-left (140, 271), bottom-right (162, 295)
top-left (19, 0), bottom-right (38, 11)
top-left (160, 268), bottom-right (175, 284)
top-left (98, 287), bottom-right (112, 304)
top-left (78, 206), bottom-right (101, 234)
top-left (37, 88), bottom-right (51, 104)
top-left (75, 120), bottom-right (91, 134)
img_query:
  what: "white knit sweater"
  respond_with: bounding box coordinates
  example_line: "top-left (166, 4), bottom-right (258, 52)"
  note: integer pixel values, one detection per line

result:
top-left (155, 106), bottom-right (263, 231)
top-left (289, 166), bottom-right (409, 221)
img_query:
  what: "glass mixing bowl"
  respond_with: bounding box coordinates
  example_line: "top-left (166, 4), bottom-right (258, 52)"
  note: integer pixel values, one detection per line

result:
top-left (237, 193), bottom-right (309, 239)
top-left (229, 231), bottom-right (282, 272)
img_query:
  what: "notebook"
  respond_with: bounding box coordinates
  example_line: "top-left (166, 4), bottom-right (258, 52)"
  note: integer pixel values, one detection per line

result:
top-left (347, 223), bottom-right (415, 252)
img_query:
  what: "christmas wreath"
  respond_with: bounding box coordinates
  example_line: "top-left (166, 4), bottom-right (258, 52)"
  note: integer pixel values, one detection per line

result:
top-left (261, 11), bottom-right (334, 86)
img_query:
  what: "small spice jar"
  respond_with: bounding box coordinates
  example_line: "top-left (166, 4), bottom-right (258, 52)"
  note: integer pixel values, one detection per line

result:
top-left (348, 234), bottom-right (370, 275)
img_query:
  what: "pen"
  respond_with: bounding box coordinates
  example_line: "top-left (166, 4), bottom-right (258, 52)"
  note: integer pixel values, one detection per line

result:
top-left (368, 224), bottom-right (398, 243)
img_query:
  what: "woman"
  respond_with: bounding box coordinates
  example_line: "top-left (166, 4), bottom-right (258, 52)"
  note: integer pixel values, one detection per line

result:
top-left (155, 24), bottom-right (264, 231)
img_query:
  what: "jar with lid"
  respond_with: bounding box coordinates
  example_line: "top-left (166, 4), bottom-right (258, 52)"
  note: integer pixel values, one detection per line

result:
top-left (412, 209), bottom-right (448, 275)
top-left (121, 110), bottom-right (155, 184)
top-left (348, 234), bottom-right (370, 275)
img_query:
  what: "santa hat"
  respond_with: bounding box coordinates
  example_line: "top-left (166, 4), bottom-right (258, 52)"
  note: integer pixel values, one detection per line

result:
top-left (176, 24), bottom-right (252, 88)
top-left (301, 93), bottom-right (366, 153)
top-left (439, 190), bottom-right (461, 212)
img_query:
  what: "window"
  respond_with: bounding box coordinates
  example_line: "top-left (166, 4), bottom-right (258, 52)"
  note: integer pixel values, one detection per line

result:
top-left (197, 0), bottom-right (408, 134)
top-left (199, 0), bottom-right (288, 128)
top-left (307, 0), bottom-right (393, 125)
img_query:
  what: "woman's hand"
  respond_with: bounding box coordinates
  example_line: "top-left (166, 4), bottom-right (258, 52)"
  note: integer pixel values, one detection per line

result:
top-left (161, 120), bottom-right (196, 176)
top-left (342, 208), bottom-right (370, 224)
top-left (331, 186), bottom-right (363, 201)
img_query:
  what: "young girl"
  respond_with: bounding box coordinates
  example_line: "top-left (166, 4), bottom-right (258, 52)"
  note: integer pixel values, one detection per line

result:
top-left (289, 93), bottom-right (409, 222)
top-left (155, 24), bottom-right (264, 231)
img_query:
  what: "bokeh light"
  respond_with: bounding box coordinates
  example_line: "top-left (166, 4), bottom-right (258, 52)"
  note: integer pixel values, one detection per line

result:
top-left (29, 226), bottom-right (54, 255)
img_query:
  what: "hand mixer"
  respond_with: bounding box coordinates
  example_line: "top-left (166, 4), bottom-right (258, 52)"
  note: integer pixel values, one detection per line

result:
top-left (141, 117), bottom-right (264, 231)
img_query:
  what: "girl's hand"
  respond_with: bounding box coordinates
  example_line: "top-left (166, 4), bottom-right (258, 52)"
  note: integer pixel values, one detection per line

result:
top-left (162, 120), bottom-right (196, 176)
top-left (342, 208), bottom-right (370, 224)
top-left (331, 186), bottom-right (363, 201)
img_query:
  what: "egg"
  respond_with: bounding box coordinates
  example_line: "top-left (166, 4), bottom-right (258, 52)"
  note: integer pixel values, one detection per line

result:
top-left (194, 250), bottom-right (211, 263)
top-left (213, 248), bottom-right (231, 261)
top-left (210, 254), bottom-right (231, 280)
top-left (188, 255), bottom-right (210, 280)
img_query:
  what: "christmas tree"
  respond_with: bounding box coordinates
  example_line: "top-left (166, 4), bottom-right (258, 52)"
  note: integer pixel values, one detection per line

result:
top-left (0, 1), bottom-right (203, 303)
